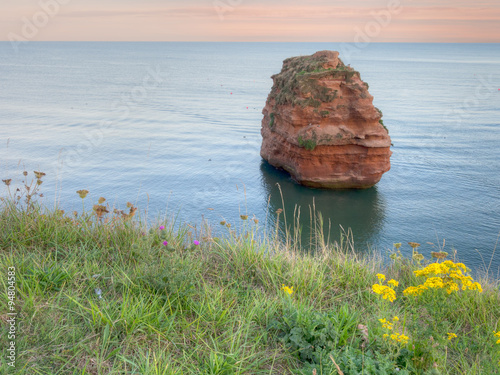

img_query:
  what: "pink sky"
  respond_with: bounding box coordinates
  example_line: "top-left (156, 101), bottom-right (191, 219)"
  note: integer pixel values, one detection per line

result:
top-left (2, 0), bottom-right (499, 42)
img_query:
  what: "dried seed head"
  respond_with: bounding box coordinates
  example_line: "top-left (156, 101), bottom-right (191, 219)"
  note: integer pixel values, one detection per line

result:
top-left (98, 197), bottom-right (106, 204)
top-left (128, 206), bottom-right (138, 218)
top-left (76, 190), bottom-right (89, 199)
top-left (220, 221), bottom-right (226, 225)
top-left (408, 242), bottom-right (420, 249)
top-left (431, 251), bottom-right (448, 259)
top-left (23, 171), bottom-right (28, 176)
top-left (93, 204), bottom-right (109, 218)
top-left (240, 215), bottom-right (248, 220)
top-left (2, 179), bottom-right (11, 186)
top-left (34, 171), bottom-right (46, 179)
top-left (412, 252), bottom-right (424, 262)
top-left (126, 202), bottom-right (133, 208)
top-left (276, 208), bottom-right (283, 214)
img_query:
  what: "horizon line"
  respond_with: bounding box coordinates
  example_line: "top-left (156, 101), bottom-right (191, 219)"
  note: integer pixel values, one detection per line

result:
top-left (1, 40), bottom-right (499, 44)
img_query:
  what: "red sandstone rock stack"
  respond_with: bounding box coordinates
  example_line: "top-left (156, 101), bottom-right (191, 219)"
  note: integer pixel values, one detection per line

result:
top-left (260, 50), bottom-right (392, 189)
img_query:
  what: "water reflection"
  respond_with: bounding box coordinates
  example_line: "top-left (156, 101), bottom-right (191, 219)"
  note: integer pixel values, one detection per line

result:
top-left (259, 160), bottom-right (386, 250)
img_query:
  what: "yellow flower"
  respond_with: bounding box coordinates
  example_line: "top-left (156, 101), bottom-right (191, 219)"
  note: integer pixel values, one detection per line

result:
top-left (383, 334), bottom-right (389, 339)
top-left (495, 331), bottom-right (500, 344)
top-left (406, 260), bottom-right (482, 296)
top-left (445, 282), bottom-right (459, 294)
top-left (281, 284), bottom-right (294, 295)
top-left (386, 332), bottom-right (409, 345)
top-left (379, 318), bottom-right (393, 330)
top-left (372, 284), bottom-right (396, 302)
top-left (470, 282), bottom-right (483, 293)
top-left (392, 316), bottom-right (399, 322)
top-left (376, 273), bottom-right (386, 282)
top-left (447, 333), bottom-right (457, 341)
top-left (398, 334), bottom-right (409, 344)
top-left (424, 277), bottom-right (445, 289)
top-left (403, 285), bottom-right (426, 296)
top-left (388, 279), bottom-right (399, 287)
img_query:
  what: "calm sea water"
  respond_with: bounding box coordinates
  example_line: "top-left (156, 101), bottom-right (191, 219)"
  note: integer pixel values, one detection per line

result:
top-left (0, 42), bottom-right (499, 273)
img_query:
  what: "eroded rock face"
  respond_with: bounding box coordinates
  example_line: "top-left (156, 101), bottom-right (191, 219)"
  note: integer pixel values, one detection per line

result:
top-left (260, 50), bottom-right (392, 189)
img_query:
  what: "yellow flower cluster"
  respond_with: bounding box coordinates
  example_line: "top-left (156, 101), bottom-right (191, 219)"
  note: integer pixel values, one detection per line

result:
top-left (494, 331), bottom-right (500, 344)
top-left (372, 274), bottom-right (398, 302)
top-left (447, 332), bottom-right (457, 340)
top-left (385, 333), bottom-right (409, 345)
top-left (379, 318), bottom-right (393, 330)
top-left (402, 285), bottom-right (426, 296)
top-left (281, 284), bottom-right (294, 295)
top-left (372, 284), bottom-right (396, 302)
top-left (388, 279), bottom-right (399, 287)
top-left (413, 261), bottom-right (465, 277)
top-left (403, 260), bottom-right (483, 296)
top-left (379, 316), bottom-right (399, 330)
top-left (379, 316), bottom-right (408, 345)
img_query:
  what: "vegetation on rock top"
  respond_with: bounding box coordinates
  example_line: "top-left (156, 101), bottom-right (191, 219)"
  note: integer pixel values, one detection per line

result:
top-left (268, 53), bottom-right (360, 110)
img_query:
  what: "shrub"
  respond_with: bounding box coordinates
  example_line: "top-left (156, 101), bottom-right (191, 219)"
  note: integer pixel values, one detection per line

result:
top-left (269, 112), bottom-right (275, 128)
top-left (297, 135), bottom-right (317, 151)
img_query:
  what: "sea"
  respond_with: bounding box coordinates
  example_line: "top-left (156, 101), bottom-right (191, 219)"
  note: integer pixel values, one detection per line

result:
top-left (0, 42), bottom-right (499, 274)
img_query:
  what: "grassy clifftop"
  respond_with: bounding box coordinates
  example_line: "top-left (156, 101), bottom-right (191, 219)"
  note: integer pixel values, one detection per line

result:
top-left (0, 176), bottom-right (499, 374)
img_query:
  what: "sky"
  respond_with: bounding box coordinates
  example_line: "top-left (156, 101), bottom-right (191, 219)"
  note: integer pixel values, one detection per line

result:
top-left (1, 0), bottom-right (499, 42)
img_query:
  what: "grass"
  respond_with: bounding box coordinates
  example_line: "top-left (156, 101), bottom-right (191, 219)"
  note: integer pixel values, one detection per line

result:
top-left (379, 119), bottom-right (389, 134)
top-left (269, 113), bottom-right (275, 129)
top-left (1, 174), bottom-right (500, 374)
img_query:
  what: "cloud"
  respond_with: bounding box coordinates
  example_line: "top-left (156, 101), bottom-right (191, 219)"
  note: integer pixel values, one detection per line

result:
top-left (57, 5), bottom-right (500, 22)
top-left (1, 1), bottom-right (499, 42)
top-left (59, 7), bottom-right (215, 18)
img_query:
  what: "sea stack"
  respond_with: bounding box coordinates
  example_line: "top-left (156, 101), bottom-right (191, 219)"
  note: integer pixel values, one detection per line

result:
top-left (260, 50), bottom-right (392, 189)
